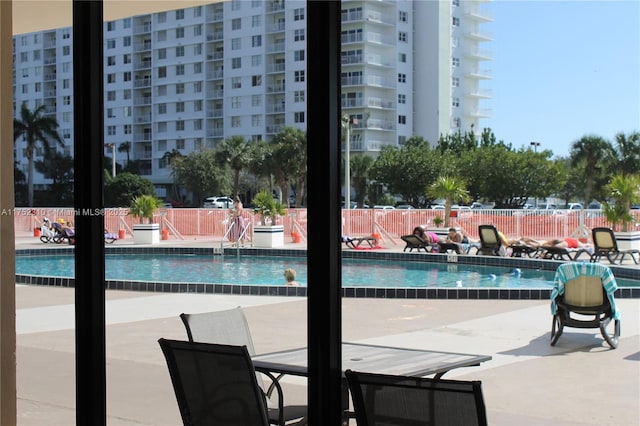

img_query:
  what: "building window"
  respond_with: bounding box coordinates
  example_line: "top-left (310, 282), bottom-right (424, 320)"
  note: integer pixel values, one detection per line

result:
top-left (193, 81), bottom-right (202, 93)
top-left (294, 90), bottom-right (305, 102)
top-left (399, 10), bottom-right (408, 22)
top-left (252, 75), bottom-right (262, 87)
top-left (157, 85), bottom-right (166, 96)
top-left (62, 46), bottom-right (70, 56)
top-left (158, 104), bottom-right (167, 114)
top-left (294, 70), bottom-right (305, 82)
top-left (194, 6), bottom-right (202, 17)
top-left (157, 31), bottom-right (166, 41)
top-left (231, 116), bottom-right (241, 127)
top-left (194, 100), bottom-right (202, 111)
top-left (194, 25), bottom-right (202, 37)
top-left (176, 139), bottom-right (185, 150)
top-left (252, 94), bottom-right (262, 107)
top-left (123, 36), bottom-right (131, 47)
top-left (176, 27), bottom-right (184, 39)
top-left (107, 125), bottom-right (116, 136)
top-left (124, 124), bottom-right (132, 134)
top-left (123, 89), bottom-right (131, 99)
top-left (176, 64), bottom-right (185, 75)
top-left (232, 18), bottom-right (241, 30)
top-left (158, 122), bottom-right (167, 133)
top-left (398, 94), bottom-right (406, 104)
top-left (398, 31), bottom-right (407, 42)
top-left (123, 54), bottom-right (131, 64)
top-left (176, 46), bottom-right (184, 57)
top-left (398, 53), bottom-right (406, 63)
top-left (452, 57), bottom-right (460, 67)
top-left (193, 44), bottom-right (202, 55)
top-left (452, 97), bottom-right (460, 107)
top-left (294, 8), bottom-right (305, 21)
top-left (158, 48), bottom-right (166, 60)
top-left (107, 108), bottom-right (115, 118)
top-left (176, 120), bottom-right (185, 131)
top-left (252, 55), bottom-right (262, 66)
top-left (452, 17), bottom-right (460, 27)
top-left (123, 71), bottom-right (131, 82)
top-left (107, 73), bottom-right (116, 83)
top-left (232, 38), bottom-right (241, 50)
top-left (231, 96), bottom-right (241, 108)
top-left (252, 15), bottom-right (261, 28)
top-left (158, 67), bottom-right (167, 78)
top-left (252, 35), bottom-right (262, 47)
top-left (194, 63), bottom-right (202, 74)
top-left (107, 39), bottom-right (116, 49)
top-left (176, 101), bottom-right (185, 113)
top-left (452, 77), bottom-right (459, 87)
top-left (398, 73), bottom-right (406, 83)
top-left (176, 83), bottom-right (185, 94)
top-left (398, 115), bottom-right (406, 124)
top-left (232, 77), bottom-right (242, 89)
top-left (107, 21), bottom-right (115, 31)
top-left (294, 50), bottom-right (305, 61)
top-left (294, 29), bottom-right (305, 42)
top-left (107, 91), bottom-right (116, 101)
top-left (252, 115), bottom-right (261, 126)
top-left (123, 106), bottom-right (131, 117)
top-left (123, 18), bottom-right (131, 28)
top-left (193, 119), bottom-right (202, 131)
top-left (294, 111), bottom-right (305, 123)
top-left (176, 9), bottom-right (184, 20)
top-left (232, 57), bottom-right (242, 69)
top-left (453, 117), bottom-right (461, 128)
top-left (157, 12), bottom-right (166, 23)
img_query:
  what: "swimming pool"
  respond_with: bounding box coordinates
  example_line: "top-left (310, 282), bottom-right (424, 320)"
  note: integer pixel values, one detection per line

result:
top-left (15, 249), bottom-right (640, 299)
top-left (16, 253), bottom-right (557, 289)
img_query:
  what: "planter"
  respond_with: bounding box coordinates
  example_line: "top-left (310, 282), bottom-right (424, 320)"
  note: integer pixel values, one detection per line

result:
top-left (614, 231), bottom-right (640, 251)
top-left (427, 227), bottom-right (449, 240)
top-left (133, 223), bottom-right (160, 245)
top-left (254, 225), bottom-right (284, 248)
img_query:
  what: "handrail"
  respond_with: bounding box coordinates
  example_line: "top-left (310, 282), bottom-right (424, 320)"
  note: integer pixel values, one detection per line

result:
top-left (162, 217), bottom-right (185, 240)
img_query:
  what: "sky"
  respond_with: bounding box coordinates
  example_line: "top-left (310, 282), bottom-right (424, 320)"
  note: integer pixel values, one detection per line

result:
top-left (12, 0), bottom-right (640, 159)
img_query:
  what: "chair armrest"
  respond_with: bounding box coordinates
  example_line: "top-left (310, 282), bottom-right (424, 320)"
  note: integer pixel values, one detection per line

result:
top-left (255, 366), bottom-right (285, 426)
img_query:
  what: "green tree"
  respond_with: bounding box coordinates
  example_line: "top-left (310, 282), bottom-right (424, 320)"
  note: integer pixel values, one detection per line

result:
top-left (118, 141), bottom-right (131, 167)
top-left (603, 173), bottom-right (640, 231)
top-left (13, 103), bottom-right (65, 206)
top-left (369, 137), bottom-right (439, 207)
top-left (262, 127), bottom-right (306, 206)
top-left (426, 176), bottom-right (470, 228)
top-left (570, 135), bottom-right (616, 207)
top-left (214, 135), bottom-right (253, 198)
top-left (172, 150), bottom-right (230, 205)
top-left (162, 149), bottom-right (184, 201)
top-left (104, 172), bottom-right (155, 207)
top-left (34, 150), bottom-right (74, 206)
top-left (614, 131), bottom-right (640, 176)
top-left (350, 154), bottom-right (373, 208)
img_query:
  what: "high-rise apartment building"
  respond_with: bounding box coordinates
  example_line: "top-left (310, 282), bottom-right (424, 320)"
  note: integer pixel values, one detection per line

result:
top-left (12, 0), bottom-right (491, 194)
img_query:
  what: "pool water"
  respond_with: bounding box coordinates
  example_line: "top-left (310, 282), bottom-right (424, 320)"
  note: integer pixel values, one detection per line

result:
top-left (13, 254), bottom-right (569, 289)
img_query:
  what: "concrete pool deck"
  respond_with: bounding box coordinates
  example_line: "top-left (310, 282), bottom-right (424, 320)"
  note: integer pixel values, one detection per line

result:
top-left (13, 231), bottom-right (640, 425)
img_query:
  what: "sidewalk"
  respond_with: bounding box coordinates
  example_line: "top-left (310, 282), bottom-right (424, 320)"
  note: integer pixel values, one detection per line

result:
top-left (14, 232), bottom-right (640, 425)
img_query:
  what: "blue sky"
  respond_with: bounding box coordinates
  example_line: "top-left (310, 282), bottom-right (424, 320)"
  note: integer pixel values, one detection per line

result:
top-left (482, 0), bottom-right (640, 158)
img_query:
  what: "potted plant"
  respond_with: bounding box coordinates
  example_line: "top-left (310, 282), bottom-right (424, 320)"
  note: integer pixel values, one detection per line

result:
top-left (129, 195), bottom-right (162, 244)
top-left (252, 190), bottom-right (287, 247)
top-left (433, 215), bottom-right (444, 227)
top-left (602, 173), bottom-right (640, 250)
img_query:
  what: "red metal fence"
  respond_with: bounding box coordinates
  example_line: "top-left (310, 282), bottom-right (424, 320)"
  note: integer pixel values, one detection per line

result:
top-left (12, 207), bottom-right (640, 244)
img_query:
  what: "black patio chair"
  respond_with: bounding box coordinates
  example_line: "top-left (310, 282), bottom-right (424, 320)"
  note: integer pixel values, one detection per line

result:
top-left (345, 369), bottom-right (488, 426)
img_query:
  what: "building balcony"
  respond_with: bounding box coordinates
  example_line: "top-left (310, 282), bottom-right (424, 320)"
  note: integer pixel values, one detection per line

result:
top-left (134, 78), bottom-right (152, 88)
top-left (134, 42), bottom-right (152, 52)
top-left (466, 49), bottom-right (493, 61)
top-left (465, 30), bottom-right (493, 42)
top-left (464, 9), bottom-right (494, 23)
top-left (206, 11), bottom-right (223, 22)
top-left (466, 68), bottom-right (492, 80)
top-left (206, 89), bottom-right (224, 99)
top-left (267, 63), bottom-right (285, 73)
top-left (266, 41), bottom-right (285, 53)
top-left (133, 23), bottom-right (152, 34)
top-left (466, 108), bottom-right (492, 119)
top-left (267, 84), bottom-right (285, 93)
top-left (134, 59), bottom-right (152, 70)
top-left (466, 89), bottom-right (493, 99)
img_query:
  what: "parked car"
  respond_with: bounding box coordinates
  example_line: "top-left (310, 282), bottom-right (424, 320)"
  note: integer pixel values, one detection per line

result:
top-left (395, 204), bottom-right (415, 210)
top-left (567, 203), bottom-right (583, 211)
top-left (373, 205), bottom-right (395, 210)
top-left (537, 203), bottom-right (557, 210)
top-left (203, 196), bottom-right (233, 209)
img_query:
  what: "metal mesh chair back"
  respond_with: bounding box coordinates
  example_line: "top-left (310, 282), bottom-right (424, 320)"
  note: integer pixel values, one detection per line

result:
top-left (345, 369), bottom-right (487, 426)
top-left (180, 307), bottom-right (256, 355)
top-left (158, 338), bottom-right (270, 426)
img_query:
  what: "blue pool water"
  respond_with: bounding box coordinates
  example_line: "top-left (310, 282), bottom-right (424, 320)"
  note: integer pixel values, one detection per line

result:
top-left (12, 254), bottom-right (572, 289)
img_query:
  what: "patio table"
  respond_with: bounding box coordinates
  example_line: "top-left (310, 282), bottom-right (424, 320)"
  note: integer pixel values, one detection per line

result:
top-left (253, 342), bottom-right (492, 424)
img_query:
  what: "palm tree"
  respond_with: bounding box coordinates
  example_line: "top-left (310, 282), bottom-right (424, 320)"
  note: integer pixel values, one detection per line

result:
top-left (569, 135), bottom-right (616, 206)
top-left (118, 141), bottom-right (131, 167)
top-left (162, 149), bottom-right (183, 201)
top-left (614, 131), bottom-right (640, 176)
top-left (13, 103), bottom-right (65, 206)
top-left (350, 154), bottom-right (373, 208)
top-left (603, 173), bottom-right (640, 232)
top-left (214, 135), bottom-right (252, 198)
top-left (427, 176), bottom-right (470, 228)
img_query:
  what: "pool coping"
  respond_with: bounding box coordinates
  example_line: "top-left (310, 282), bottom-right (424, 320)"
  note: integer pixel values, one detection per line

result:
top-left (15, 246), bottom-right (640, 299)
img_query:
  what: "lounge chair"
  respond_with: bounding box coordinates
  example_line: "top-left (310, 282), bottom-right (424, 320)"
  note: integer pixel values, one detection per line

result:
top-left (180, 308), bottom-right (307, 425)
top-left (400, 234), bottom-right (431, 252)
top-left (342, 235), bottom-right (378, 249)
top-left (477, 225), bottom-right (506, 256)
top-left (158, 338), bottom-right (281, 425)
top-left (550, 262), bottom-right (621, 349)
top-left (591, 227), bottom-right (640, 265)
top-left (537, 245), bottom-right (590, 261)
top-left (345, 369), bottom-right (488, 426)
